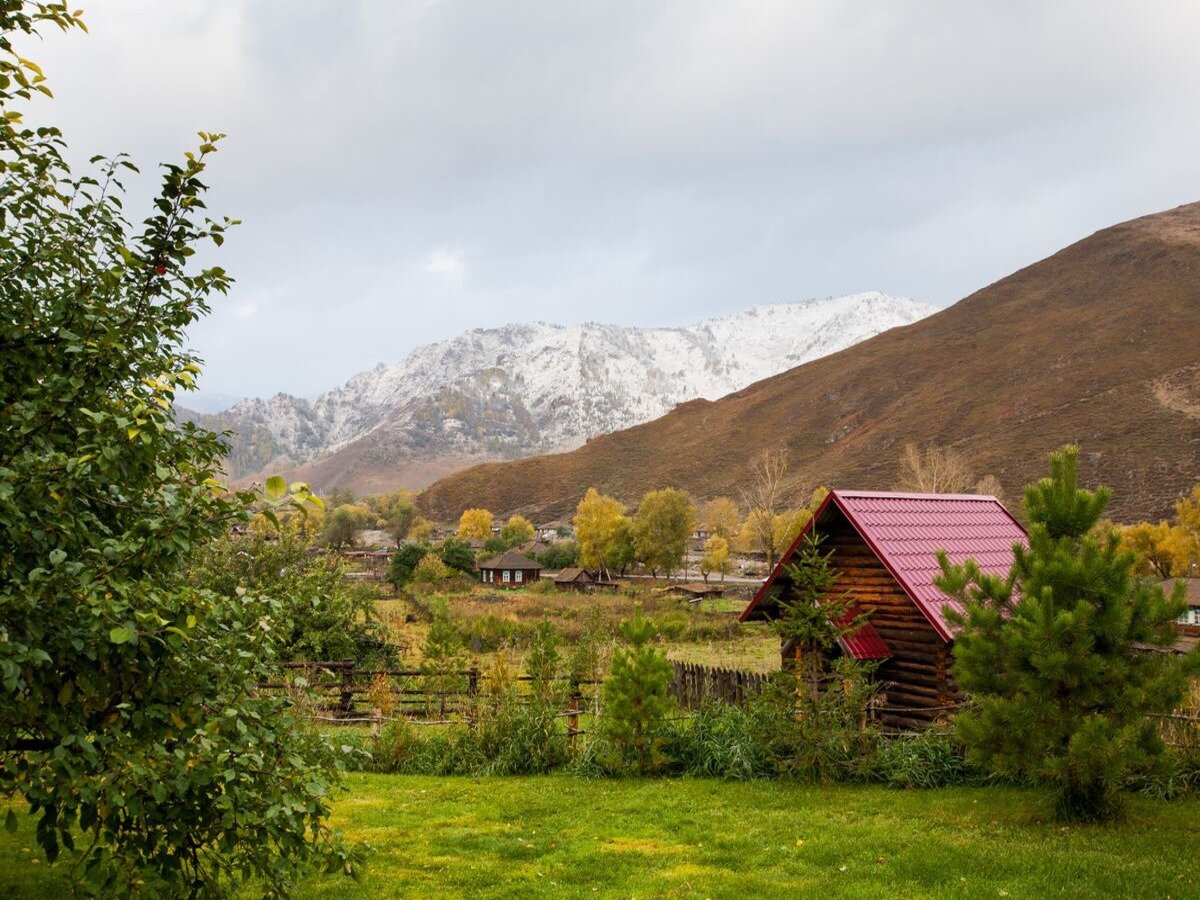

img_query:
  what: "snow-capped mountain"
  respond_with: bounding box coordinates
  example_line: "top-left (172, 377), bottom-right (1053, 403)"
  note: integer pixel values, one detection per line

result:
top-left (195, 291), bottom-right (934, 488)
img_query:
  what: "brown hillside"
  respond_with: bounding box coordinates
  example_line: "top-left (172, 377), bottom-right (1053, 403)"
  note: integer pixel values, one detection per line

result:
top-left (418, 203), bottom-right (1200, 524)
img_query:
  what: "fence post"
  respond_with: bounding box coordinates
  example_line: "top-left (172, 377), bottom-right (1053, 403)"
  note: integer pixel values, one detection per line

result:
top-left (567, 683), bottom-right (581, 748)
top-left (339, 659), bottom-right (355, 715)
top-left (466, 666), bottom-right (480, 728)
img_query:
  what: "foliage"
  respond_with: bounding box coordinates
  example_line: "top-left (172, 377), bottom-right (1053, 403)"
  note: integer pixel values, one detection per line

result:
top-left (936, 445), bottom-right (1200, 822)
top-left (602, 610), bottom-right (673, 773)
top-left (322, 502), bottom-right (372, 549)
top-left (191, 525), bottom-right (392, 666)
top-left (0, 5), bottom-right (357, 892)
top-left (739, 448), bottom-right (791, 567)
top-left (525, 620), bottom-right (562, 707)
top-left (412, 552), bottom-right (453, 586)
top-left (367, 489), bottom-right (416, 547)
top-left (573, 487), bottom-right (626, 576)
top-left (533, 540), bottom-right (578, 569)
top-left (630, 487), bottom-right (696, 577)
top-left (439, 536), bottom-right (477, 574)
top-left (419, 599), bottom-right (466, 715)
top-left (499, 514), bottom-right (536, 547)
top-left (457, 507), bottom-right (494, 540)
top-left (387, 542), bottom-right (431, 587)
top-left (775, 533), bottom-right (869, 703)
top-left (703, 496), bottom-right (741, 541)
top-left (1118, 520), bottom-right (1179, 578)
top-left (407, 515), bottom-right (435, 543)
top-left (604, 516), bottom-right (636, 575)
top-left (700, 535), bottom-right (731, 582)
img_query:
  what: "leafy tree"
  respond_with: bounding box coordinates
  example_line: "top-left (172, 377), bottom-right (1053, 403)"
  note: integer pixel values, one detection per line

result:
top-left (603, 609), bottom-right (673, 773)
top-left (407, 515), bottom-right (436, 543)
top-left (703, 496), bottom-right (741, 541)
top-left (0, 6), bottom-right (357, 891)
top-left (1168, 486), bottom-right (1200, 576)
top-left (481, 535), bottom-right (510, 557)
top-left (771, 507), bottom-right (813, 557)
top-left (936, 446), bottom-right (1199, 822)
top-left (740, 448), bottom-right (789, 568)
top-left (534, 541), bottom-right (578, 570)
top-left (191, 525), bottom-right (392, 666)
top-left (457, 507), bottom-right (494, 540)
top-left (700, 535), bottom-right (731, 583)
top-left (370, 489), bottom-right (417, 547)
top-left (499, 514), bottom-right (536, 547)
top-left (574, 487), bottom-right (626, 578)
top-left (413, 552), bottom-right (453, 586)
top-left (631, 488), bottom-right (696, 578)
top-left (439, 536), bottom-right (477, 574)
top-left (604, 516), bottom-right (636, 576)
top-left (388, 543), bottom-right (432, 588)
top-left (1119, 520), bottom-right (1179, 578)
top-left (323, 486), bottom-right (358, 509)
top-left (322, 502), bottom-right (371, 549)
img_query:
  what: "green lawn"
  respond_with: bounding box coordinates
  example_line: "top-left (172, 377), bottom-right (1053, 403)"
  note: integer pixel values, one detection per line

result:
top-left (4, 775), bottom-right (1200, 898)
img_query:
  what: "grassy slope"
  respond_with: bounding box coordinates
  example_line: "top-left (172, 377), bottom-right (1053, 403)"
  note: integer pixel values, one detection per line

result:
top-left (419, 202), bottom-right (1200, 525)
top-left (5, 775), bottom-right (1200, 898)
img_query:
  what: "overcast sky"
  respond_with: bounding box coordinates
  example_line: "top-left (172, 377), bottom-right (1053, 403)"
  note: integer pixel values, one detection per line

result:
top-left (24, 1), bottom-right (1200, 398)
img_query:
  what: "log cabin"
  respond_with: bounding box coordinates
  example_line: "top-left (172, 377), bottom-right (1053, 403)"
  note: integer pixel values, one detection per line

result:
top-left (740, 489), bottom-right (1026, 729)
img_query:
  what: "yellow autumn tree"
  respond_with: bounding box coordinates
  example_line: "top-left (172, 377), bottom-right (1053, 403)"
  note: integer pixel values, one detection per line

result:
top-left (703, 496), bottom-right (741, 541)
top-left (408, 516), bottom-right (436, 543)
top-left (1118, 520), bottom-right (1178, 578)
top-left (499, 514), bottom-right (536, 547)
top-left (574, 487), bottom-right (626, 576)
top-left (631, 487), bottom-right (697, 578)
top-left (457, 507), bottom-right (495, 540)
top-left (700, 535), bottom-right (731, 583)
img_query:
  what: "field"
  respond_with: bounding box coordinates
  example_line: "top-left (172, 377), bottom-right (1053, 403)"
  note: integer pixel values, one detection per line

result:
top-left (4, 775), bottom-right (1200, 898)
top-left (372, 581), bottom-right (781, 674)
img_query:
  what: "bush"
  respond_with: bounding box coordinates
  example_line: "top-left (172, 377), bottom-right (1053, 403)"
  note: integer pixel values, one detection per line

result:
top-left (868, 728), bottom-right (988, 788)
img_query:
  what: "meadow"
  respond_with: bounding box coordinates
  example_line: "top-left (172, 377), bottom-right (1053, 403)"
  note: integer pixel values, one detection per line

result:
top-left (4, 775), bottom-right (1200, 898)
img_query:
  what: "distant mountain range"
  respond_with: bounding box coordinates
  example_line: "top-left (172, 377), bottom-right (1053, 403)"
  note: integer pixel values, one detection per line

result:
top-left (419, 203), bottom-right (1200, 524)
top-left (181, 291), bottom-right (932, 493)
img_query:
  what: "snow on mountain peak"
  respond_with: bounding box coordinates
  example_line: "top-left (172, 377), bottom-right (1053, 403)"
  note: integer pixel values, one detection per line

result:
top-left (216, 292), bottom-right (935, 481)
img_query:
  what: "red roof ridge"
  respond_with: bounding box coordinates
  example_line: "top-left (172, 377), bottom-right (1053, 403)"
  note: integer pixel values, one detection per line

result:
top-left (739, 488), bottom-right (1028, 642)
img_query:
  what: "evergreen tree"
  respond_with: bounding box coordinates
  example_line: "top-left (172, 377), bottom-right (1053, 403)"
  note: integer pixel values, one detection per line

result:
top-left (603, 609), bottom-right (672, 773)
top-left (936, 446), bottom-right (1199, 821)
top-left (775, 534), bottom-right (868, 704)
top-left (420, 600), bottom-right (466, 716)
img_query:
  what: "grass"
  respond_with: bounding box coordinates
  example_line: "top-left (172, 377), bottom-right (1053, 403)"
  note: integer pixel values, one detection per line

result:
top-left (5, 775), bottom-right (1200, 898)
top-left (371, 584), bottom-right (777, 674)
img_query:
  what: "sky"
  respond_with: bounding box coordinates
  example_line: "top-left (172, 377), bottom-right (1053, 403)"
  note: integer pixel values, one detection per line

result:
top-left (22, 1), bottom-right (1200, 399)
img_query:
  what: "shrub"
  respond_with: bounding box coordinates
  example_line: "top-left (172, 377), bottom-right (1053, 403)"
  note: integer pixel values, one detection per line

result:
top-left (602, 609), bottom-right (673, 774)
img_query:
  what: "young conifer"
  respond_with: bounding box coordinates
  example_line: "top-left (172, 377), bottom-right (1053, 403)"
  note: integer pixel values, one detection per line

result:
top-left (603, 609), bottom-right (673, 773)
top-left (936, 445), bottom-right (1199, 821)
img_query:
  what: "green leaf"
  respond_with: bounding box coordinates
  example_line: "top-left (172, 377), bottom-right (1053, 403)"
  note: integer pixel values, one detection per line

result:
top-left (109, 626), bottom-right (134, 644)
top-left (265, 475), bottom-right (287, 501)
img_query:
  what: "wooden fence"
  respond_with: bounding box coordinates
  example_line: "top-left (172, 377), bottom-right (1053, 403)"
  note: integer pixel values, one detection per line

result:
top-left (668, 660), bottom-right (769, 709)
top-left (262, 660), bottom-right (595, 731)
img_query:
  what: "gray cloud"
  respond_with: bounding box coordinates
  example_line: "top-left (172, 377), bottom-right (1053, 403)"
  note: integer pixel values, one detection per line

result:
top-left (22, 1), bottom-right (1200, 396)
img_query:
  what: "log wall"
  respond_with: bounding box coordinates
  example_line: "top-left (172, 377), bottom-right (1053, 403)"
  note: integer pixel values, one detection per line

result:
top-left (781, 510), bottom-right (958, 729)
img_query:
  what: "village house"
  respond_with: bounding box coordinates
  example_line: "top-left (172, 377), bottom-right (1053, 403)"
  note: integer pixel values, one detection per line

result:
top-left (478, 549), bottom-right (542, 588)
top-left (553, 567), bottom-right (594, 592)
top-left (740, 489), bottom-right (1026, 729)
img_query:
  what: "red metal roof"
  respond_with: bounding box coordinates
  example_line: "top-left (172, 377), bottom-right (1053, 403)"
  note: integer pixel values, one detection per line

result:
top-left (836, 614), bottom-right (892, 661)
top-left (740, 489), bottom-right (1027, 642)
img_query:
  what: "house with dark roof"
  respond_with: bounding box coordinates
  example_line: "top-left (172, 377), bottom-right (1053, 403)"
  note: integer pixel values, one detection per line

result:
top-left (478, 550), bottom-right (542, 589)
top-left (740, 489), bottom-right (1026, 729)
top-left (553, 567), bottom-right (594, 592)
